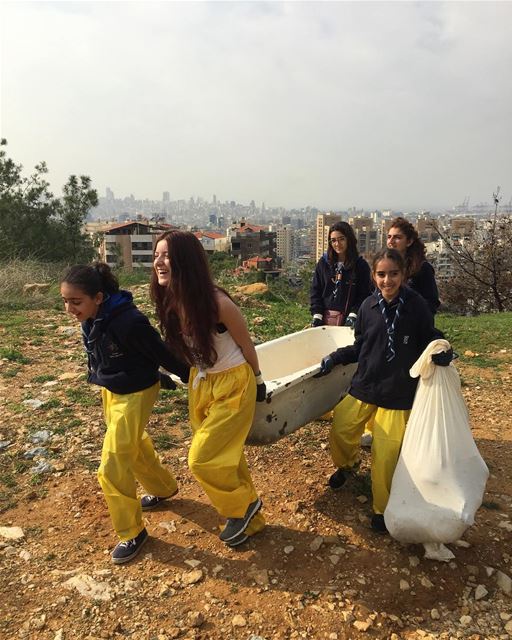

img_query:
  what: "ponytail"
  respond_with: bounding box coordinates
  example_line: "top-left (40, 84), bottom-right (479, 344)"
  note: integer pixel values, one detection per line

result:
top-left (62, 262), bottom-right (119, 297)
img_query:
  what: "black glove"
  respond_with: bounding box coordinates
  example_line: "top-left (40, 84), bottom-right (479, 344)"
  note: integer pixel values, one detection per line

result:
top-left (344, 313), bottom-right (357, 328)
top-left (159, 372), bottom-right (177, 390)
top-left (311, 317), bottom-right (324, 327)
top-left (315, 355), bottom-right (335, 377)
top-left (432, 348), bottom-right (454, 367)
top-left (256, 382), bottom-right (267, 402)
top-left (180, 366), bottom-right (191, 384)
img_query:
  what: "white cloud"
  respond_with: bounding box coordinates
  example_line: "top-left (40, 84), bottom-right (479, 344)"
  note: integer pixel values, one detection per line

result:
top-left (1, 1), bottom-right (511, 209)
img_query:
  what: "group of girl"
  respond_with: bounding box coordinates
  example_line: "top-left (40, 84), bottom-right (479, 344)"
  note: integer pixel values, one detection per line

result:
top-left (60, 219), bottom-right (450, 563)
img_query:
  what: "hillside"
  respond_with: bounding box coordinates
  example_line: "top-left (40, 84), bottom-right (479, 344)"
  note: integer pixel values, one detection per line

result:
top-left (0, 284), bottom-right (511, 640)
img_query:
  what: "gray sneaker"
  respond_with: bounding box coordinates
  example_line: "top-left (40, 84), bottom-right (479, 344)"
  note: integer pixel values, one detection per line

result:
top-left (140, 488), bottom-right (178, 511)
top-left (219, 498), bottom-right (262, 543)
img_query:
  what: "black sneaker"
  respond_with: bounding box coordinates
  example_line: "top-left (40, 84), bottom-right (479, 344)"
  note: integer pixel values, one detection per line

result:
top-left (226, 531), bottom-right (249, 548)
top-left (141, 489), bottom-right (177, 511)
top-left (111, 528), bottom-right (148, 564)
top-left (328, 468), bottom-right (348, 490)
top-left (219, 498), bottom-right (262, 543)
top-left (370, 514), bottom-right (388, 534)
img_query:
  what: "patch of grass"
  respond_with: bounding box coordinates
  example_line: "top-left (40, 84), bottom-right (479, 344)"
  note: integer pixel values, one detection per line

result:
top-left (65, 388), bottom-right (99, 407)
top-left (43, 398), bottom-right (62, 409)
top-left (0, 474), bottom-right (17, 488)
top-left (153, 405), bottom-right (172, 415)
top-left (0, 347), bottom-right (31, 364)
top-left (32, 374), bottom-right (57, 383)
top-left (1, 367), bottom-right (21, 379)
top-left (153, 434), bottom-right (178, 450)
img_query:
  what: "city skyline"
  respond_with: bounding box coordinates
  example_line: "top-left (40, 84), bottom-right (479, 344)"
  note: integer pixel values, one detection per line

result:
top-left (2, 2), bottom-right (512, 211)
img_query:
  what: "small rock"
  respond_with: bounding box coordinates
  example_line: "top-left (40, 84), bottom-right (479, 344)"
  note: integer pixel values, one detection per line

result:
top-left (474, 584), bottom-right (488, 600)
top-left (29, 430), bottom-right (52, 443)
top-left (505, 621), bottom-right (512, 634)
top-left (485, 566), bottom-right (495, 577)
top-left (421, 577), bottom-right (434, 588)
top-left (431, 609), bottom-right (440, 620)
top-left (284, 545), bottom-right (294, 555)
top-left (496, 570), bottom-right (512, 595)
top-left (23, 399), bottom-right (44, 410)
top-left (310, 536), bottom-right (323, 552)
top-left (409, 556), bottom-right (420, 567)
top-left (459, 615), bottom-right (472, 626)
top-left (353, 620), bottom-right (372, 631)
top-left (356, 495), bottom-right (368, 504)
top-left (63, 574), bottom-right (112, 601)
top-left (19, 549), bottom-right (31, 561)
top-left (182, 569), bottom-right (203, 586)
top-left (54, 629), bottom-right (64, 640)
top-left (329, 555), bottom-right (340, 565)
top-left (23, 447), bottom-right (49, 459)
top-left (500, 612), bottom-right (512, 621)
top-left (159, 520), bottom-right (177, 533)
top-left (0, 526), bottom-right (24, 540)
top-left (399, 580), bottom-right (410, 591)
top-left (58, 371), bottom-right (79, 380)
top-left (0, 440), bottom-right (12, 450)
top-left (31, 460), bottom-right (53, 475)
top-left (454, 539), bottom-right (471, 548)
top-left (187, 611), bottom-right (204, 628)
top-left (231, 614), bottom-right (246, 627)
top-left (184, 559), bottom-right (201, 569)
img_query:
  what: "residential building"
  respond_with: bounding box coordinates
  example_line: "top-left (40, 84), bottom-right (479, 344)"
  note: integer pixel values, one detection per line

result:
top-left (269, 224), bottom-right (294, 264)
top-left (228, 219), bottom-right (277, 262)
top-left (315, 213), bottom-right (342, 261)
top-left (193, 231), bottom-right (229, 253)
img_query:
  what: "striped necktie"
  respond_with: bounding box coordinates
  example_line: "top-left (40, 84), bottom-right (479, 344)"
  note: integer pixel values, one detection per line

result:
top-left (377, 291), bottom-right (405, 362)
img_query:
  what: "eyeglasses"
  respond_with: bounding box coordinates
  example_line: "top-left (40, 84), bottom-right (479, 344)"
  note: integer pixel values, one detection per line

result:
top-left (329, 237), bottom-right (345, 244)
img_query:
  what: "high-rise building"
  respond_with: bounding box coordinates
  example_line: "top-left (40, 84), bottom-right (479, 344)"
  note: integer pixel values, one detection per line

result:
top-left (106, 187), bottom-right (114, 200)
top-left (162, 191), bottom-right (170, 202)
top-left (269, 224), bottom-right (293, 264)
top-left (315, 213), bottom-right (342, 261)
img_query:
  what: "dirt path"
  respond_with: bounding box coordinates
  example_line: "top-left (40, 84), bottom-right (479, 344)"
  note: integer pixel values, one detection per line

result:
top-left (0, 312), bottom-right (511, 640)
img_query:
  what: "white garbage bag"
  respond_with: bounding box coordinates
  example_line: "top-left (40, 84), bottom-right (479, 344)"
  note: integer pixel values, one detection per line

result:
top-left (384, 339), bottom-right (489, 544)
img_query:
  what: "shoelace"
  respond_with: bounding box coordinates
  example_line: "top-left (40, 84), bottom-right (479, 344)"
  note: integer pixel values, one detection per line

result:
top-left (118, 538), bottom-right (137, 549)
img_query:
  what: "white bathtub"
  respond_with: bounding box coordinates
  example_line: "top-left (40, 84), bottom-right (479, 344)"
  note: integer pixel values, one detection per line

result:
top-left (248, 326), bottom-right (357, 445)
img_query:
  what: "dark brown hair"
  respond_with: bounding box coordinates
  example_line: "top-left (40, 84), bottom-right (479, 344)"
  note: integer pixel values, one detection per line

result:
top-left (388, 217), bottom-right (426, 278)
top-left (326, 221), bottom-right (359, 269)
top-left (371, 248), bottom-right (406, 274)
top-left (150, 230), bottom-right (227, 367)
top-left (62, 262), bottom-right (119, 297)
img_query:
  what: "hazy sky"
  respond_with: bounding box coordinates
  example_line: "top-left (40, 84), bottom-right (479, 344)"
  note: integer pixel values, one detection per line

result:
top-left (1, 1), bottom-right (511, 211)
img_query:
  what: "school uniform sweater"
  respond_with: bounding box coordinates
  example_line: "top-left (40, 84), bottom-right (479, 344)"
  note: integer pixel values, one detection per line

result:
top-left (82, 290), bottom-right (189, 395)
top-left (330, 287), bottom-right (443, 410)
top-left (310, 255), bottom-right (372, 316)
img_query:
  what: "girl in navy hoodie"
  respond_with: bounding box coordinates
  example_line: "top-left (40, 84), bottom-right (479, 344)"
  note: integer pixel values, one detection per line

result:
top-left (61, 263), bottom-right (189, 564)
top-left (317, 249), bottom-right (451, 533)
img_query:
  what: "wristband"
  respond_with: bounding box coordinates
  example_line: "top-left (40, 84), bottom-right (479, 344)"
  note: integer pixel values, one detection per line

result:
top-left (255, 372), bottom-right (264, 385)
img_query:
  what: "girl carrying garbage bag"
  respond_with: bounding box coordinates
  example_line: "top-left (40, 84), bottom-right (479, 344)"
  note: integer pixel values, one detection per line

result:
top-left (60, 263), bottom-right (189, 564)
top-left (151, 230), bottom-right (266, 547)
top-left (316, 248), bottom-right (452, 533)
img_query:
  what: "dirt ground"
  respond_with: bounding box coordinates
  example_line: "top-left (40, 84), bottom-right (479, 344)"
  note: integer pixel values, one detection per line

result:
top-left (0, 310), bottom-right (511, 640)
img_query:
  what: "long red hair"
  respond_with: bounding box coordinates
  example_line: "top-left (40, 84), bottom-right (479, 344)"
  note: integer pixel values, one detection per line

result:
top-left (150, 230), bottom-right (224, 367)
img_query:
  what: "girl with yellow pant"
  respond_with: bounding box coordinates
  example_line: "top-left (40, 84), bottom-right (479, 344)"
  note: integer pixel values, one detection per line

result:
top-left (316, 249), bottom-right (450, 533)
top-left (151, 231), bottom-right (266, 547)
top-left (61, 263), bottom-right (189, 564)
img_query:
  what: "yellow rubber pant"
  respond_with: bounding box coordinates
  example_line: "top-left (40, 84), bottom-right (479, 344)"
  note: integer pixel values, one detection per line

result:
top-left (330, 394), bottom-right (410, 514)
top-left (188, 363), bottom-right (265, 536)
top-left (98, 383), bottom-right (178, 541)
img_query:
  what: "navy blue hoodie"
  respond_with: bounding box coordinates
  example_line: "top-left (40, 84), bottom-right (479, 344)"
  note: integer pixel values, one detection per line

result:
top-left (81, 290), bottom-right (189, 395)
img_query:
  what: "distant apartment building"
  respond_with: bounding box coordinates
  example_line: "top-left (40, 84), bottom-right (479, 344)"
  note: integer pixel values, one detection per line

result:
top-left (268, 224), bottom-right (293, 264)
top-left (193, 231), bottom-right (229, 253)
top-left (315, 213), bottom-right (342, 261)
top-left (425, 239), bottom-right (456, 281)
top-left (97, 221), bottom-right (177, 269)
top-left (228, 219), bottom-right (277, 262)
top-left (349, 216), bottom-right (378, 258)
top-left (449, 217), bottom-right (475, 240)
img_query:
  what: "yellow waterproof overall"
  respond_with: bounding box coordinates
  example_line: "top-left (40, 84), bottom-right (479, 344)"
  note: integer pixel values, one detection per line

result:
top-left (330, 394), bottom-right (410, 514)
top-left (188, 362), bottom-right (265, 537)
top-left (98, 382), bottom-right (178, 541)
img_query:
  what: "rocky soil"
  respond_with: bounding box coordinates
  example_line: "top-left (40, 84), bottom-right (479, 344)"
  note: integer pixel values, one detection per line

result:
top-left (0, 309), bottom-right (511, 640)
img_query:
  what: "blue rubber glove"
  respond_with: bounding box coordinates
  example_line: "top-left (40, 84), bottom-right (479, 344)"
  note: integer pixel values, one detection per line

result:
top-left (315, 355), bottom-right (335, 377)
top-left (432, 348), bottom-right (454, 367)
top-left (344, 313), bottom-right (357, 328)
top-left (311, 317), bottom-right (324, 327)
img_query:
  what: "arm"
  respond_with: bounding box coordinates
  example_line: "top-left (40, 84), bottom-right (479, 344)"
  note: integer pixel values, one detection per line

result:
top-left (350, 258), bottom-right (373, 314)
top-left (412, 262), bottom-right (440, 314)
top-left (310, 261), bottom-right (326, 316)
top-left (126, 319), bottom-right (190, 383)
top-left (217, 293), bottom-right (260, 376)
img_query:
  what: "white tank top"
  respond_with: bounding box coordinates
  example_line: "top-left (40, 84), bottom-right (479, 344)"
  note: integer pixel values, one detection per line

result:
top-left (191, 329), bottom-right (246, 388)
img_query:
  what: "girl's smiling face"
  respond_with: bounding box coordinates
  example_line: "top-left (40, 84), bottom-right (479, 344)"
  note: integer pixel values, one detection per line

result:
top-left (60, 282), bottom-right (103, 322)
top-left (153, 239), bottom-right (171, 286)
top-left (373, 257), bottom-right (404, 302)
top-left (386, 226), bottom-right (413, 255)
